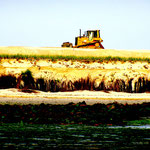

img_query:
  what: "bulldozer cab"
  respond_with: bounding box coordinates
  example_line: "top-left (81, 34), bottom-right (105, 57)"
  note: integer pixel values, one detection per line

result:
top-left (85, 30), bottom-right (100, 40)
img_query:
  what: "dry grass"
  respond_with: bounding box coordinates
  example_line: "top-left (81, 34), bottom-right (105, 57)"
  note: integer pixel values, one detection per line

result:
top-left (0, 46), bottom-right (150, 58)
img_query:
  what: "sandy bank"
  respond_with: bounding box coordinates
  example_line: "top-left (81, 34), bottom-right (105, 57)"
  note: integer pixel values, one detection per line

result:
top-left (0, 47), bottom-right (150, 105)
top-left (0, 88), bottom-right (150, 105)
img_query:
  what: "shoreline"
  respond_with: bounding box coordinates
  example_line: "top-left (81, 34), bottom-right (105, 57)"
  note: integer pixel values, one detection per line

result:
top-left (0, 88), bottom-right (150, 105)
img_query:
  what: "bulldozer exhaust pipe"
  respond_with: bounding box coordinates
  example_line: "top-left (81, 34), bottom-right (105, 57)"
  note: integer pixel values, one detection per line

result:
top-left (80, 29), bottom-right (81, 37)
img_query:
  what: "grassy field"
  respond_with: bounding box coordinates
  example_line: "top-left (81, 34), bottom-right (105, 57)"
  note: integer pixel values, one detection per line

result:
top-left (0, 46), bottom-right (150, 62)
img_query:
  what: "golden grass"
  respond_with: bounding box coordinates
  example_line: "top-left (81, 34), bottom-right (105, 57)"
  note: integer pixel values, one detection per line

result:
top-left (0, 46), bottom-right (150, 58)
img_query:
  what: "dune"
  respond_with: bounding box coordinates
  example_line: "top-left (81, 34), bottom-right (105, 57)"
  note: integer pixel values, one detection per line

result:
top-left (0, 46), bottom-right (150, 104)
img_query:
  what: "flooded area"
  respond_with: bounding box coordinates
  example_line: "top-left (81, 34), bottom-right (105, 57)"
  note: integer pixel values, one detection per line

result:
top-left (0, 124), bottom-right (150, 149)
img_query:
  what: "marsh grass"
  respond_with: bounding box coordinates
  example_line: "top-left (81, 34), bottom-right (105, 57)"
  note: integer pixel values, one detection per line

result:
top-left (127, 119), bottom-right (150, 126)
top-left (0, 54), bottom-right (150, 62)
top-left (0, 102), bottom-right (150, 125)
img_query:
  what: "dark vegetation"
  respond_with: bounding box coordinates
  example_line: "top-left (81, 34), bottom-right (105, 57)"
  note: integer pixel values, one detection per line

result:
top-left (0, 74), bottom-right (16, 89)
top-left (0, 102), bottom-right (150, 126)
top-left (17, 69), bottom-right (35, 89)
top-left (0, 70), bottom-right (150, 93)
top-left (0, 72), bottom-right (149, 126)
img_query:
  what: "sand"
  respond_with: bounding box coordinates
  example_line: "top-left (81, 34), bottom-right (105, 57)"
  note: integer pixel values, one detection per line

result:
top-left (0, 88), bottom-right (150, 105)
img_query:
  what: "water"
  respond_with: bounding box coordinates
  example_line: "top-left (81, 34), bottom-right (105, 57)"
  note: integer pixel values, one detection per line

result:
top-left (0, 124), bottom-right (150, 149)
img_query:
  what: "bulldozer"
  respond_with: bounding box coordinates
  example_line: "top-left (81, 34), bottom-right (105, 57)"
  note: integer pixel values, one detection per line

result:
top-left (61, 29), bottom-right (104, 49)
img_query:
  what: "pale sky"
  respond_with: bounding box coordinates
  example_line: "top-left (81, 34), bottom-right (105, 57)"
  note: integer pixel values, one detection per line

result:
top-left (0, 0), bottom-right (150, 50)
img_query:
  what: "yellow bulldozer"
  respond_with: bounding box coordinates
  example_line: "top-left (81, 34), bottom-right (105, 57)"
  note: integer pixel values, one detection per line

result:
top-left (62, 29), bottom-right (104, 49)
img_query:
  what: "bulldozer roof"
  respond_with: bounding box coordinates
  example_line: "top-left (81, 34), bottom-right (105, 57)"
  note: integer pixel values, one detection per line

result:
top-left (86, 30), bottom-right (100, 32)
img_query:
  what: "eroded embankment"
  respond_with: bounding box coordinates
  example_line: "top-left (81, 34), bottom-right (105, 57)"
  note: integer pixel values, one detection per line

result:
top-left (0, 58), bottom-right (150, 93)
